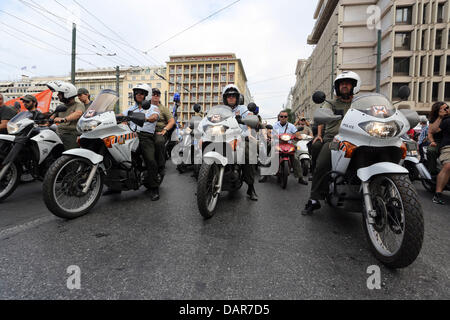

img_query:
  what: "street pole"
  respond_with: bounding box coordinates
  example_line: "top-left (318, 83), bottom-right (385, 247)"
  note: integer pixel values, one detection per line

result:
top-left (115, 66), bottom-right (120, 113)
top-left (331, 42), bottom-right (337, 99)
top-left (376, 29), bottom-right (382, 93)
top-left (71, 23), bottom-right (76, 85)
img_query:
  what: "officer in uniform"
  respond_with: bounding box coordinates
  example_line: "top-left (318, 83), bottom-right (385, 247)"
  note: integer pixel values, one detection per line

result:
top-left (302, 71), bottom-right (361, 215)
top-left (153, 88), bottom-right (175, 179)
top-left (123, 84), bottom-right (161, 201)
top-left (47, 81), bottom-right (85, 151)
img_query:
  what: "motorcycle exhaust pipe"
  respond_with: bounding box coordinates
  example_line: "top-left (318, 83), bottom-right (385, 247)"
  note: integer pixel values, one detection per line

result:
top-left (81, 164), bottom-right (99, 194)
top-left (362, 181), bottom-right (376, 225)
top-left (0, 162), bottom-right (12, 181)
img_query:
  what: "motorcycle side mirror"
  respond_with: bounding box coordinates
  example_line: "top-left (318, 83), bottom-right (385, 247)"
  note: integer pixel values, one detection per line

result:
top-left (129, 112), bottom-right (145, 127)
top-left (312, 91), bottom-right (326, 104)
top-left (313, 107), bottom-right (342, 125)
top-left (239, 94), bottom-right (245, 105)
top-left (193, 104), bottom-right (202, 113)
top-left (54, 104), bottom-right (68, 114)
top-left (399, 109), bottom-right (420, 129)
top-left (398, 86), bottom-right (411, 100)
top-left (247, 102), bottom-right (257, 113)
top-left (142, 100), bottom-right (151, 110)
top-left (241, 115), bottom-right (260, 129)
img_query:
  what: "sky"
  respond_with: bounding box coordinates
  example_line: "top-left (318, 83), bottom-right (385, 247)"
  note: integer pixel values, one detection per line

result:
top-left (0, 0), bottom-right (317, 119)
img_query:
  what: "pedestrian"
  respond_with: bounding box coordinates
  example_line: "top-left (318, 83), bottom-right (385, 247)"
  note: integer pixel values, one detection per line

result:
top-left (77, 88), bottom-right (92, 108)
top-left (417, 116), bottom-right (429, 161)
top-left (428, 102), bottom-right (450, 175)
top-left (0, 93), bottom-right (17, 134)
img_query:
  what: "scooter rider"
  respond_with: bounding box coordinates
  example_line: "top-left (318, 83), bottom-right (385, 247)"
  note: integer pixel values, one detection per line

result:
top-left (123, 84), bottom-right (161, 201)
top-left (222, 84), bottom-right (258, 201)
top-left (260, 110), bottom-right (307, 185)
top-left (47, 81), bottom-right (85, 151)
top-left (302, 71), bottom-right (361, 215)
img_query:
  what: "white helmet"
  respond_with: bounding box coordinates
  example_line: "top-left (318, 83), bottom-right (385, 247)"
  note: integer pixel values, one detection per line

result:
top-left (222, 84), bottom-right (241, 105)
top-left (46, 81), bottom-right (78, 99)
top-left (132, 83), bottom-right (151, 102)
top-left (334, 71), bottom-right (361, 97)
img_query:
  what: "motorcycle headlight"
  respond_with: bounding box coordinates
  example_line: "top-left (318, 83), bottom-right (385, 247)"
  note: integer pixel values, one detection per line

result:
top-left (280, 134), bottom-right (291, 142)
top-left (77, 120), bottom-right (101, 133)
top-left (359, 121), bottom-right (401, 139)
top-left (207, 125), bottom-right (226, 136)
top-left (7, 122), bottom-right (19, 135)
top-left (407, 150), bottom-right (419, 157)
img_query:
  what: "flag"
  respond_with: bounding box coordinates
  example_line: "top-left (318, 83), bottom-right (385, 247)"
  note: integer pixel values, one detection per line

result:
top-left (31, 66), bottom-right (37, 69)
top-left (21, 66), bottom-right (27, 70)
top-left (4, 89), bottom-right (53, 113)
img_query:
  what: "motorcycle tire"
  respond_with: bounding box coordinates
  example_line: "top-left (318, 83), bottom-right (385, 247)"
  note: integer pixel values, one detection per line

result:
top-left (301, 159), bottom-right (311, 177)
top-left (363, 174), bottom-right (424, 269)
top-left (281, 161), bottom-right (289, 189)
top-left (421, 178), bottom-right (435, 193)
top-left (0, 161), bottom-right (21, 202)
top-left (197, 163), bottom-right (220, 219)
top-left (43, 156), bottom-right (104, 220)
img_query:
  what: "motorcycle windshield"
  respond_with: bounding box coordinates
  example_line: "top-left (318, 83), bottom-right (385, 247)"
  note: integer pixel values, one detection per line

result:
top-left (351, 93), bottom-right (396, 119)
top-left (206, 105), bottom-right (233, 124)
top-left (9, 111), bottom-right (33, 124)
top-left (83, 89), bottom-right (118, 118)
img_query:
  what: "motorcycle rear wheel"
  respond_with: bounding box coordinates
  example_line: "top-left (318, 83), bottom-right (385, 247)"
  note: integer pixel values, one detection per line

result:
top-left (363, 174), bottom-right (424, 269)
top-left (197, 163), bottom-right (220, 219)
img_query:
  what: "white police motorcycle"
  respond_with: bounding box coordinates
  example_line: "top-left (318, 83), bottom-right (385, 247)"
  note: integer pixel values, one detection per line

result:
top-left (196, 104), bottom-right (259, 219)
top-left (0, 105), bottom-right (67, 202)
top-left (42, 90), bottom-right (149, 219)
top-left (312, 86), bottom-right (424, 268)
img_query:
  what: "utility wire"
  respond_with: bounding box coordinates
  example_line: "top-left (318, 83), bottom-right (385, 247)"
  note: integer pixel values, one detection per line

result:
top-left (143, 0), bottom-right (242, 53)
top-left (71, 0), bottom-right (162, 66)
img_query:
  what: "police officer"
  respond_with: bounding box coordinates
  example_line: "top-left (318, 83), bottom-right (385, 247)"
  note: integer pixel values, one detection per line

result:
top-left (77, 88), bottom-right (92, 108)
top-left (47, 81), bottom-right (85, 151)
top-left (123, 84), bottom-right (161, 201)
top-left (153, 88), bottom-right (175, 179)
top-left (222, 85), bottom-right (258, 201)
top-left (302, 71), bottom-right (361, 215)
top-left (259, 110), bottom-right (307, 185)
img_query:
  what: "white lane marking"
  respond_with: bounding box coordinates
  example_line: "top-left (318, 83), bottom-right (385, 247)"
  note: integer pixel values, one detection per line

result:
top-left (0, 216), bottom-right (56, 240)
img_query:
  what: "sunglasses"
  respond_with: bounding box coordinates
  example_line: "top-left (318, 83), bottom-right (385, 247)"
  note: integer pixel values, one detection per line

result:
top-left (279, 116), bottom-right (288, 118)
top-left (152, 93), bottom-right (161, 96)
top-left (444, 106), bottom-right (450, 111)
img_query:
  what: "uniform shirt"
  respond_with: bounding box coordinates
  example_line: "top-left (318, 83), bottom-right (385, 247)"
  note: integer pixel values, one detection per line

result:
top-left (155, 103), bottom-right (173, 132)
top-left (321, 98), bottom-right (353, 142)
top-left (0, 105), bottom-right (17, 134)
top-left (123, 103), bottom-right (160, 134)
top-left (272, 121), bottom-right (297, 135)
top-left (55, 101), bottom-right (85, 133)
top-left (232, 104), bottom-right (252, 137)
top-left (439, 116), bottom-right (450, 149)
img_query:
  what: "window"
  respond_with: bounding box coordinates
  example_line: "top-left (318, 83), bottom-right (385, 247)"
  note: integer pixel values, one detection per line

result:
top-left (437, 4), bottom-right (444, 23)
top-left (445, 83), bottom-right (450, 101)
top-left (418, 82), bottom-right (423, 102)
top-left (432, 82), bottom-right (439, 101)
top-left (436, 29), bottom-right (443, 49)
top-left (132, 76), bottom-right (136, 81)
top-left (421, 56), bottom-right (426, 76)
top-left (90, 85), bottom-right (95, 91)
top-left (434, 56), bottom-right (441, 75)
top-left (395, 32), bottom-right (411, 50)
top-left (392, 83), bottom-right (410, 100)
top-left (396, 6), bottom-right (412, 24)
top-left (141, 76), bottom-right (145, 81)
top-left (447, 56), bottom-right (450, 75)
top-left (156, 83), bottom-right (161, 88)
top-left (421, 30), bottom-right (426, 49)
top-left (229, 64), bottom-right (235, 72)
top-left (422, 4), bottom-right (428, 24)
top-left (394, 57), bottom-right (410, 75)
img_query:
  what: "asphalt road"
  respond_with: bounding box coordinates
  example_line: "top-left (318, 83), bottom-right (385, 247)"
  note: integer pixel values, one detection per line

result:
top-left (0, 163), bottom-right (449, 300)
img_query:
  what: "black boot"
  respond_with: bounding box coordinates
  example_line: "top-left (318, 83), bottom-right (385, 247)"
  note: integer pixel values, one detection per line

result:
top-left (149, 188), bottom-right (160, 201)
top-left (298, 178), bottom-right (308, 185)
top-left (247, 184), bottom-right (258, 201)
top-left (302, 199), bottom-right (321, 216)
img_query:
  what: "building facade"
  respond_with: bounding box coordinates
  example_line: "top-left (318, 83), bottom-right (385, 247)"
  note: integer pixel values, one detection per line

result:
top-left (295, 0), bottom-right (450, 119)
top-left (166, 53), bottom-right (251, 125)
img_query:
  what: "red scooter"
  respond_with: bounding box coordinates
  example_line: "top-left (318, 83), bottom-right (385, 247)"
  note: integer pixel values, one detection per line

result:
top-left (275, 133), bottom-right (296, 189)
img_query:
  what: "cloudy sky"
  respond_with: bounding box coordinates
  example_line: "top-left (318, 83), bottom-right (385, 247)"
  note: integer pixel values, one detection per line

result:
top-left (0, 0), bottom-right (317, 119)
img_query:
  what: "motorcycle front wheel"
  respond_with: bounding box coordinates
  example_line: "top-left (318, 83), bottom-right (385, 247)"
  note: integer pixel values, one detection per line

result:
top-left (363, 174), bottom-right (424, 269)
top-left (0, 162), bottom-right (21, 202)
top-left (280, 161), bottom-right (289, 189)
top-left (197, 163), bottom-right (220, 219)
top-left (43, 156), bottom-right (103, 219)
